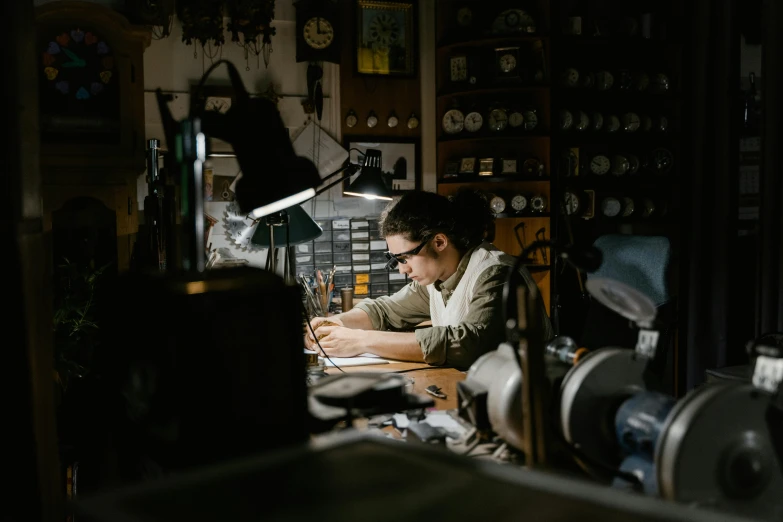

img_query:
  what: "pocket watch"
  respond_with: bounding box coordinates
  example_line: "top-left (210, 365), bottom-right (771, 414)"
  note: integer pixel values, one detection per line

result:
top-left (622, 197), bottom-right (636, 217)
top-left (407, 112), bottom-right (420, 129)
top-left (622, 112), bottom-right (640, 132)
top-left (563, 190), bottom-right (583, 216)
top-left (611, 155), bottom-right (630, 176)
top-left (575, 110), bottom-right (590, 131)
top-left (522, 157), bottom-right (542, 175)
top-left (509, 109), bottom-right (525, 128)
top-left (592, 112), bottom-right (604, 131)
top-left (345, 109), bottom-right (358, 128)
top-left (606, 114), bottom-right (620, 132)
top-left (367, 110), bottom-right (378, 128)
top-left (596, 70), bottom-right (614, 90)
top-left (523, 109), bottom-right (538, 130)
top-left (442, 108), bottom-right (465, 134)
top-left (488, 107), bottom-right (508, 131)
top-left (562, 67), bottom-right (580, 87)
top-left (464, 110), bottom-right (483, 132)
top-left (496, 47), bottom-right (520, 76)
top-left (511, 194), bottom-right (528, 212)
top-left (560, 109), bottom-right (574, 131)
top-left (387, 111), bottom-right (398, 128)
top-left (530, 194), bottom-right (548, 212)
top-left (601, 196), bottom-right (622, 217)
top-left (589, 154), bottom-right (611, 175)
top-left (489, 194), bottom-right (506, 214)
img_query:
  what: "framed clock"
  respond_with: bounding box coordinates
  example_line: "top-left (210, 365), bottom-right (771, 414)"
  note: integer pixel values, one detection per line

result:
top-left (294, 0), bottom-right (341, 64)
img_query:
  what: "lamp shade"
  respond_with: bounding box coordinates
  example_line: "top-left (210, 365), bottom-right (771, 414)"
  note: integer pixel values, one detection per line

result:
top-left (250, 205), bottom-right (323, 247)
top-left (343, 149), bottom-right (393, 200)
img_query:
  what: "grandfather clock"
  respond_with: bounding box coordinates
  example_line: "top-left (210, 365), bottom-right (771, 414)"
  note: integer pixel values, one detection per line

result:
top-left (35, 1), bottom-right (151, 273)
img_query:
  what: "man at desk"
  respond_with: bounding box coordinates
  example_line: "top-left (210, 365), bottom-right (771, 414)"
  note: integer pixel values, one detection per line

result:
top-left (304, 189), bottom-right (553, 370)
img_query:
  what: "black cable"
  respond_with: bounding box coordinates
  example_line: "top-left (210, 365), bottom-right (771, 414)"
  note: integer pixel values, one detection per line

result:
top-left (300, 302), bottom-right (345, 373)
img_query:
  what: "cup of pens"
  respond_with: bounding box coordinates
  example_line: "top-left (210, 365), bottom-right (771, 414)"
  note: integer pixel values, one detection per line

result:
top-left (298, 266), bottom-right (336, 318)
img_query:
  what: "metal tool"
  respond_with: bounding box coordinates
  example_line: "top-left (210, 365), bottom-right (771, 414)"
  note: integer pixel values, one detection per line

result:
top-left (535, 227), bottom-right (548, 264)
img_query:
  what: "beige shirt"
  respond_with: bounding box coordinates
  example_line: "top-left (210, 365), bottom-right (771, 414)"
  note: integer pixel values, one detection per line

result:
top-left (354, 243), bottom-right (553, 370)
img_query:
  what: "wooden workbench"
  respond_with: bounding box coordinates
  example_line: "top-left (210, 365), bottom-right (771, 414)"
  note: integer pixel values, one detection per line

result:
top-left (326, 361), bottom-right (467, 411)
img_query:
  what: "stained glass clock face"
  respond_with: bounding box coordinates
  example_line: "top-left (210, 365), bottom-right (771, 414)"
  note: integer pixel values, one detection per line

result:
top-left (41, 28), bottom-right (114, 102)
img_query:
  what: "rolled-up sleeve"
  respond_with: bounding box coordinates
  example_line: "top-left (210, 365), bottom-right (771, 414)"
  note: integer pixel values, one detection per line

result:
top-left (415, 265), bottom-right (510, 369)
top-left (354, 281), bottom-right (431, 330)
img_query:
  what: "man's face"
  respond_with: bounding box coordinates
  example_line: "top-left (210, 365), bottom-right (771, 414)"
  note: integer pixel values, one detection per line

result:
top-left (385, 234), bottom-right (441, 286)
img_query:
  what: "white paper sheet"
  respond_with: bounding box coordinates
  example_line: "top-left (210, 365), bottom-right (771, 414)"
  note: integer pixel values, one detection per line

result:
top-left (291, 122), bottom-right (349, 178)
top-left (321, 353), bottom-right (390, 367)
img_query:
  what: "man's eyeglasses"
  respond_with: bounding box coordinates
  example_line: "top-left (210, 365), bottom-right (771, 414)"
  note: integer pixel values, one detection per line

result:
top-left (384, 237), bottom-right (430, 270)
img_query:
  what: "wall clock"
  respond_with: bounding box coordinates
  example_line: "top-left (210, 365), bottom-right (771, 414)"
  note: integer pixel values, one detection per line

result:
top-left (42, 27), bottom-right (115, 102)
top-left (294, 0), bottom-right (341, 64)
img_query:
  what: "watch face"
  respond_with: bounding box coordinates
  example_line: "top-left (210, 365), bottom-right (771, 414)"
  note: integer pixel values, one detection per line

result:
top-left (367, 114), bottom-right (378, 128)
top-left (592, 112), bottom-right (604, 131)
top-left (509, 111), bottom-right (525, 128)
top-left (387, 115), bottom-right (398, 128)
top-left (498, 52), bottom-right (517, 73)
top-left (523, 157), bottom-right (541, 175)
top-left (488, 108), bottom-right (508, 131)
top-left (511, 194), bottom-right (527, 211)
top-left (576, 111), bottom-right (590, 131)
top-left (622, 197), bottom-right (636, 217)
top-left (450, 55), bottom-right (468, 82)
top-left (407, 114), bottom-right (420, 129)
top-left (369, 13), bottom-right (400, 46)
top-left (622, 112), bottom-right (641, 132)
top-left (650, 148), bottom-right (674, 174)
top-left (596, 70), bottom-right (614, 90)
top-left (442, 109), bottom-right (465, 134)
top-left (304, 17), bottom-right (334, 49)
top-left (502, 159), bottom-right (517, 173)
top-left (611, 155), bottom-right (629, 176)
top-left (490, 195), bottom-right (506, 213)
top-left (601, 197), bottom-right (622, 217)
top-left (523, 110), bottom-right (538, 130)
top-left (560, 109), bottom-right (574, 130)
top-left (457, 6), bottom-right (473, 27)
top-left (628, 154), bottom-right (640, 174)
top-left (563, 67), bottom-right (580, 87)
top-left (530, 195), bottom-right (547, 212)
top-left (590, 155), bottom-right (611, 175)
top-left (345, 111), bottom-right (358, 128)
top-left (464, 111), bottom-right (483, 132)
top-left (606, 114), bottom-right (621, 132)
top-left (564, 191), bottom-right (580, 215)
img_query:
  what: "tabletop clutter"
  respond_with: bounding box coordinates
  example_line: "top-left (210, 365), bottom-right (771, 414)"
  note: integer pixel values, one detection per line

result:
top-left (298, 267), bottom-right (355, 317)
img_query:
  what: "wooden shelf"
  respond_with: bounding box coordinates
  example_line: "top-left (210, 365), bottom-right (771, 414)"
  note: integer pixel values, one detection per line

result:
top-left (495, 212), bottom-right (551, 219)
top-left (437, 34), bottom-right (550, 52)
top-left (440, 175), bottom-right (549, 184)
top-left (438, 85), bottom-right (550, 99)
top-left (556, 35), bottom-right (683, 48)
top-left (438, 133), bottom-right (550, 143)
top-left (555, 132), bottom-right (679, 145)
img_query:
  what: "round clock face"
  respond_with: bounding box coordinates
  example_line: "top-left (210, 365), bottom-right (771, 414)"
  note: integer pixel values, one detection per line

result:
top-left (345, 111), bottom-right (358, 128)
top-left (511, 194), bottom-right (527, 212)
top-left (628, 154), bottom-right (641, 174)
top-left (523, 110), bottom-right (538, 130)
top-left (457, 6), bottom-right (473, 27)
top-left (499, 53), bottom-right (517, 73)
top-left (606, 114), bottom-right (621, 132)
top-left (407, 114), bottom-right (420, 129)
top-left (560, 109), bottom-right (574, 130)
top-left (622, 197), bottom-right (636, 217)
top-left (611, 155), bottom-right (630, 176)
top-left (369, 13), bottom-right (400, 46)
top-left (643, 198), bottom-right (656, 217)
top-left (601, 197), bottom-right (622, 217)
top-left (367, 113), bottom-right (378, 128)
top-left (576, 111), bottom-right (590, 131)
top-left (564, 192), bottom-right (581, 215)
top-left (490, 195), bottom-right (506, 214)
top-left (442, 109), bottom-right (465, 134)
top-left (523, 157), bottom-right (541, 175)
top-left (464, 111), bottom-right (483, 132)
top-left (650, 148), bottom-right (674, 174)
top-left (596, 70), bottom-right (614, 90)
top-left (387, 114), bottom-right (399, 128)
top-left (42, 28), bottom-right (114, 102)
top-left (623, 112), bottom-right (641, 132)
top-left (509, 111), bottom-right (525, 128)
top-left (205, 96), bottom-right (231, 114)
top-left (590, 155), bottom-right (611, 175)
top-left (592, 112), bottom-right (604, 131)
top-left (530, 195), bottom-right (547, 212)
top-left (303, 17), bottom-right (335, 49)
top-left (563, 67), bottom-right (580, 87)
top-left (489, 109), bottom-right (508, 131)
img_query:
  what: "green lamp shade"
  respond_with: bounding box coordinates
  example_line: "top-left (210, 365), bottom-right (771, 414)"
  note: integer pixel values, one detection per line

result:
top-left (250, 205), bottom-right (323, 247)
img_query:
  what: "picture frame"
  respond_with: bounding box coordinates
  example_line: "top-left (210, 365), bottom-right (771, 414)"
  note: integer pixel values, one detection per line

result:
top-left (344, 136), bottom-right (420, 194)
top-left (356, 0), bottom-right (416, 77)
top-left (190, 84), bottom-right (236, 155)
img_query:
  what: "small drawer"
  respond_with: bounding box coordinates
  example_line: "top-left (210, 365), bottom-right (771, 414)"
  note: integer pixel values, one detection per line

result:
top-left (314, 242), bottom-right (332, 253)
top-left (313, 231), bottom-right (333, 242)
top-left (333, 242), bottom-right (351, 253)
top-left (371, 273), bottom-right (388, 284)
top-left (333, 230), bottom-right (351, 241)
top-left (314, 219), bottom-right (331, 231)
top-left (333, 253), bottom-right (352, 264)
top-left (334, 273), bottom-right (353, 286)
top-left (371, 284), bottom-right (389, 297)
top-left (314, 253), bottom-right (333, 265)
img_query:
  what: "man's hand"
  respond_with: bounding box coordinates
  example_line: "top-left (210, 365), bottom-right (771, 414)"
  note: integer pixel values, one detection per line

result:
top-left (311, 325), bottom-right (368, 358)
top-left (303, 316), bottom-right (344, 350)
